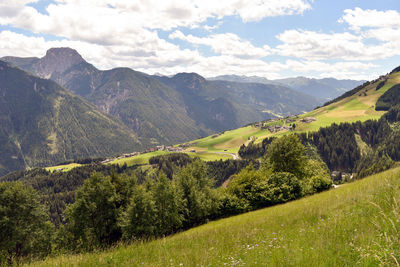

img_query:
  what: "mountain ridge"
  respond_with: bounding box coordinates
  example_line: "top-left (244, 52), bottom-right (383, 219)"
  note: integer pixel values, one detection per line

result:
top-left (0, 60), bottom-right (143, 176)
top-left (3, 48), bottom-right (321, 146)
top-left (209, 74), bottom-right (365, 101)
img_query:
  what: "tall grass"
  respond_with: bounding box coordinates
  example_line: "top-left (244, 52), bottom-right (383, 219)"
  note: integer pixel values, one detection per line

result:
top-left (28, 167), bottom-right (400, 266)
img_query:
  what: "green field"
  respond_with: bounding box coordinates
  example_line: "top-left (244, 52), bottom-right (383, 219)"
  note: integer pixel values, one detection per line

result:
top-left (108, 151), bottom-right (171, 166)
top-left (45, 163), bottom-right (82, 172)
top-left (108, 150), bottom-right (234, 167)
top-left (31, 167), bottom-right (400, 266)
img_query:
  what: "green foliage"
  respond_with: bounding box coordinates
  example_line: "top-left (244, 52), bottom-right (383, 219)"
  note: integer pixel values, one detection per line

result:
top-left (266, 135), bottom-right (306, 178)
top-left (119, 185), bottom-right (157, 239)
top-left (265, 172), bottom-right (302, 204)
top-left (149, 153), bottom-right (193, 179)
top-left (227, 165), bottom-right (268, 209)
top-left (356, 152), bottom-right (394, 178)
top-left (216, 189), bottom-right (249, 217)
top-left (0, 182), bottom-right (53, 264)
top-left (303, 159), bottom-right (333, 194)
top-left (151, 173), bottom-right (184, 235)
top-left (64, 172), bottom-right (120, 250)
top-left (175, 160), bottom-right (218, 226)
top-left (206, 158), bottom-right (260, 187)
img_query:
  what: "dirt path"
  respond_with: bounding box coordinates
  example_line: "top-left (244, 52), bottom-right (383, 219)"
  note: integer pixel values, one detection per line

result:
top-left (212, 152), bottom-right (239, 160)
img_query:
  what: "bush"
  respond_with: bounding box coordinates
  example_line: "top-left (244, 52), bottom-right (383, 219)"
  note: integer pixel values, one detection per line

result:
top-left (265, 172), bottom-right (302, 204)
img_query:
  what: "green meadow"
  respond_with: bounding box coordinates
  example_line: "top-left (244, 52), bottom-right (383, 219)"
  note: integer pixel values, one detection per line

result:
top-left (30, 167), bottom-right (400, 266)
top-left (45, 163), bottom-right (82, 172)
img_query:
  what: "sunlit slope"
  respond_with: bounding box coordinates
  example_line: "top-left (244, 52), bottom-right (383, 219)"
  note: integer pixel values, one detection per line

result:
top-left (31, 167), bottom-right (400, 266)
top-left (185, 72), bottom-right (400, 153)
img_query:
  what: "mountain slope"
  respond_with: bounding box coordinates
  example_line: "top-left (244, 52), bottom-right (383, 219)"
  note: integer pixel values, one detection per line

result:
top-left (156, 73), bottom-right (318, 131)
top-left (0, 61), bottom-right (142, 176)
top-left (3, 48), bottom-right (321, 146)
top-left (2, 49), bottom-right (214, 145)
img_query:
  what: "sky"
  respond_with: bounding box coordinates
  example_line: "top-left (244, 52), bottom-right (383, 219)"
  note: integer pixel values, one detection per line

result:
top-left (0, 0), bottom-right (399, 80)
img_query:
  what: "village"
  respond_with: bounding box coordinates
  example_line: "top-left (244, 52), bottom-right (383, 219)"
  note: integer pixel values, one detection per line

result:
top-left (100, 143), bottom-right (195, 164)
top-left (253, 116), bottom-right (316, 133)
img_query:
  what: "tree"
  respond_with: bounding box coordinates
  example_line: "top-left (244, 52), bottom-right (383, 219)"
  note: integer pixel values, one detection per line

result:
top-left (119, 185), bottom-right (157, 240)
top-left (265, 134), bottom-right (306, 178)
top-left (64, 172), bottom-right (120, 250)
top-left (174, 160), bottom-right (218, 227)
top-left (227, 164), bottom-right (269, 209)
top-left (152, 173), bottom-right (184, 235)
top-left (0, 182), bottom-right (53, 264)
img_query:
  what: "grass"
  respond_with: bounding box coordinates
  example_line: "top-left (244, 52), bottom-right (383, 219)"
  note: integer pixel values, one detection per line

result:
top-left (187, 151), bottom-right (234, 161)
top-left (108, 151), bottom-right (171, 167)
top-left (45, 163), bottom-right (82, 172)
top-left (31, 167), bottom-right (400, 266)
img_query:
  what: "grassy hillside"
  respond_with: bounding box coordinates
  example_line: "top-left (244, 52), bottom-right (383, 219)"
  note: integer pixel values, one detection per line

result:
top-left (30, 167), bottom-right (400, 266)
top-left (182, 71), bottom-right (400, 154)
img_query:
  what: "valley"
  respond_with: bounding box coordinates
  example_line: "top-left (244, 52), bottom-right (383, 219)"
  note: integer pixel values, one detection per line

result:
top-left (2, 1), bottom-right (400, 266)
top-left (64, 69), bottom-right (396, 171)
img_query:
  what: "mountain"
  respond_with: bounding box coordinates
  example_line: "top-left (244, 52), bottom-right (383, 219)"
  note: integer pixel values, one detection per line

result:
top-left (0, 61), bottom-right (142, 176)
top-left (156, 73), bottom-right (319, 130)
top-left (209, 75), bottom-right (364, 101)
top-left (3, 48), bottom-right (208, 145)
top-left (208, 74), bottom-right (273, 84)
top-left (275, 77), bottom-right (365, 101)
top-left (3, 48), bottom-right (321, 145)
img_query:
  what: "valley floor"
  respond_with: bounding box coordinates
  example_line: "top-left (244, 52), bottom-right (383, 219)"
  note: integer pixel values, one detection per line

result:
top-left (30, 167), bottom-right (400, 266)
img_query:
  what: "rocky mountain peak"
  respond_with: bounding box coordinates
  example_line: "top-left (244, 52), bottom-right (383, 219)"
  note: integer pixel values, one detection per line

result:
top-left (35, 47), bottom-right (85, 78)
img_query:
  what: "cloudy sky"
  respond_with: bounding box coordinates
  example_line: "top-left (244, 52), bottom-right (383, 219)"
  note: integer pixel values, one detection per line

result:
top-left (0, 0), bottom-right (399, 80)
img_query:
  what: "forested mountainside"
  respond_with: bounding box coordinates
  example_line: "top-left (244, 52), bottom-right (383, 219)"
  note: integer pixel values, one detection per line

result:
top-left (3, 48), bottom-right (320, 145)
top-left (210, 74), bottom-right (364, 101)
top-left (0, 61), bottom-right (142, 176)
top-left (156, 73), bottom-right (318, 131)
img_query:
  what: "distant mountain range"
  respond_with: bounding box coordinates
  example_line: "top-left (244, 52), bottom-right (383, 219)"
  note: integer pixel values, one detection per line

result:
top-left (0, 61), bottom-right (142, 176)
top-left (209, 75), bottom-right (365, 101)
top-left (2, 48), bottom-right (320, 147)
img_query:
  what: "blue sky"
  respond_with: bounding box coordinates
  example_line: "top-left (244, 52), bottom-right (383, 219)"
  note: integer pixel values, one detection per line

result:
top-left (0, 0), bottom-right (399, 80)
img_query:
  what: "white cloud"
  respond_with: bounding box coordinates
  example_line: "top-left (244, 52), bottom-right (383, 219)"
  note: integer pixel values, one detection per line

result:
top-left (276, 29), bottom-right (400, 61)
top-left (0, 3), bottom-right (392, 80)
top-left (339, 8), bottom-right (400, 31)
top-left (169, 30), bottom-right (272, 59)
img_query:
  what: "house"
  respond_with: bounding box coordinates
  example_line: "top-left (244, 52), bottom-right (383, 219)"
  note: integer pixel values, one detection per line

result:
top-left (300, 117), bottom-right (316, 123)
